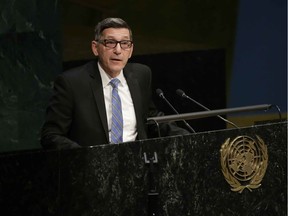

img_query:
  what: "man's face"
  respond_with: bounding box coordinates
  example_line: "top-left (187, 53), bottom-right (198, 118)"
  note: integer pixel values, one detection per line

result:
top-left (92, 28), bottom-right (133, 77)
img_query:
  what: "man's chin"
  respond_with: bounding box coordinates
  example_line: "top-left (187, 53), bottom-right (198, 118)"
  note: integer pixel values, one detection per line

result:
top-left (110, 66), bottom-right (124, 74)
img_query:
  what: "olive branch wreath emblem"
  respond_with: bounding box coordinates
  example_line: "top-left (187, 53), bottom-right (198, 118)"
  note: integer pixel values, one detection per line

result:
top-left (220, 135), bottom-right (268, 193)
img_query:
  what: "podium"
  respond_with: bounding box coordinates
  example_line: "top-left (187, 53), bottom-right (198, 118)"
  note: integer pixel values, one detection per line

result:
top-left (0, 121), bottom-right (286, 216)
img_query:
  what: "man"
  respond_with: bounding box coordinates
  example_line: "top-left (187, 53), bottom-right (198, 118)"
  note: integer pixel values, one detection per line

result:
top-left (41, 17), bottom-right (189, 149)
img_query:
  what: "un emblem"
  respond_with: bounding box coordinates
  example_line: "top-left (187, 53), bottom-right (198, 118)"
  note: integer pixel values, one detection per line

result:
top-left (220, 135), bottom-right (268, 193)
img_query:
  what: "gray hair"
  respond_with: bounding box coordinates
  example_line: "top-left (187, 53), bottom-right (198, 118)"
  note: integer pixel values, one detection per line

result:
top-left (94, 18), bottom-right (133, 41)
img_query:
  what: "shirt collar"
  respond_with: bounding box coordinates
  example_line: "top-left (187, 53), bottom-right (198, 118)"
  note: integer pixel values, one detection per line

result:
top-left (98, 62), bottom-right (126, 88)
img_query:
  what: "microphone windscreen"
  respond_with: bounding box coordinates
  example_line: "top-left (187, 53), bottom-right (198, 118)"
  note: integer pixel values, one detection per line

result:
top-left (156, 88), bottom-right (164, 97)
top-left (176, 89), bottom-right (185, 97)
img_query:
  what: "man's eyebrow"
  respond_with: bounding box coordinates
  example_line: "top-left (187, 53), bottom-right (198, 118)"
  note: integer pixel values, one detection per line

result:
top-left (104, 35), bottom-right (130, 39)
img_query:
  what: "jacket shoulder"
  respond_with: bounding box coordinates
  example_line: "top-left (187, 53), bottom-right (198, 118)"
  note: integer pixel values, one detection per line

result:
top-left (125, 62), bottom-right (151, 72)
top-left (124, 63), bottom-right (152, 80)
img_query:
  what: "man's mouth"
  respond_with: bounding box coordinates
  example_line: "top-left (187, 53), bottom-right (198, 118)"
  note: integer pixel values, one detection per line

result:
top-left (111, 58), bottom-right (121, 62)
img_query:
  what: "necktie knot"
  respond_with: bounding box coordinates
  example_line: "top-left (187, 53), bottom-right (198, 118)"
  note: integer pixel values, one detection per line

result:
top-left (110, 78), bottom-right (120, 89)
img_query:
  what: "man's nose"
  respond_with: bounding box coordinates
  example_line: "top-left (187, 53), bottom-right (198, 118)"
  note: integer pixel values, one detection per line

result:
top-left (114, 43), bottom-right (122, 53)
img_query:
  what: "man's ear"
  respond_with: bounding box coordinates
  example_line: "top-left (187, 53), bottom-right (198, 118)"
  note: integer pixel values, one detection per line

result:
top-left (128, 44), bottom-right (134, 59)
top-left (91, 40), bottom-right (99, 56)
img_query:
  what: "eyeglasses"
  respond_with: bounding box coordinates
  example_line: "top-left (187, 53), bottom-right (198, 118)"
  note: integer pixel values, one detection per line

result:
top-left (97, 39), bottom-right (133, 49)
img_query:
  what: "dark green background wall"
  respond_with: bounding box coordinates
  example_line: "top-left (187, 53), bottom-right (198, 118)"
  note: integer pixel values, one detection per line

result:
top-left (0, 0), bottom-right (62, 152)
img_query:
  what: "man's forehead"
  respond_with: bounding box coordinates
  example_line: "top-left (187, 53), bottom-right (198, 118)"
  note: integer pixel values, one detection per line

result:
top-left (102, 28), bottom-right (130, 36)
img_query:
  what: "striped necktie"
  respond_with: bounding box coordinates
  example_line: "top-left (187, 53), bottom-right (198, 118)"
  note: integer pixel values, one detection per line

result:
top-left (110, 78), bottom-right (123, 144)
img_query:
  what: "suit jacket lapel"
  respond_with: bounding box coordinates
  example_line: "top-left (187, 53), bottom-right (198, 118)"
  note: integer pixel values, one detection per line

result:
top-left (89, 62), bottom-right (109, 141)
top-left (124, 69), bottom-right (143, 134)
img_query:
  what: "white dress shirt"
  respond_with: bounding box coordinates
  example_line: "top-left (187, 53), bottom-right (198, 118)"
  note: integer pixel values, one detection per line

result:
top-left (98, 63), bottom-right (137, 143)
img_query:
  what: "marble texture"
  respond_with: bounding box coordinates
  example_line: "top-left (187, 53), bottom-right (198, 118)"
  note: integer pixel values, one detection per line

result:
top-left (0, 122), bottom-right (286, 216)
top-left (0, 0), bottom-right (61, 152)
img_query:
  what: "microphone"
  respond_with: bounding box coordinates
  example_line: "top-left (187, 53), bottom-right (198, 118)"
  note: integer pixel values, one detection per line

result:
top-left (176, 89), bottom-right (239, 129)
top-left (156, 89), bottom-right (196, 133)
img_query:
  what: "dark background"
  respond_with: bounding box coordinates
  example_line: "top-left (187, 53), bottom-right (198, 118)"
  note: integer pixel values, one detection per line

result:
top-left (0, 0), bottom-right (286, 152)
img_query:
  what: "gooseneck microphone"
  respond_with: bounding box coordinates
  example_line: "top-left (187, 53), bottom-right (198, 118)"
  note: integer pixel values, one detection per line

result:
top-left (176, 89), bottom-right (239, 129)
top-left (156, 89), bottom-right (196, 133)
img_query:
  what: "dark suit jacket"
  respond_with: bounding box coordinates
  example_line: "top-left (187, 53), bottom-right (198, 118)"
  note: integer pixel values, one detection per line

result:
top-left (41, 60), bottom-right (189, 149)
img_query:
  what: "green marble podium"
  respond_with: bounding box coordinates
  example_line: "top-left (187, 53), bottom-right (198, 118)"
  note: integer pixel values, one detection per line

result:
top-left (0, 121), bottom-right (286, 216)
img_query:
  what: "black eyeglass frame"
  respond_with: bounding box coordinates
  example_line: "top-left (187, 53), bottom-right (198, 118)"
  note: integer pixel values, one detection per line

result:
top-left (97, 39), bottom-right (133, 49)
